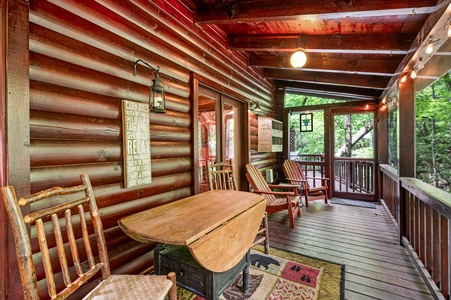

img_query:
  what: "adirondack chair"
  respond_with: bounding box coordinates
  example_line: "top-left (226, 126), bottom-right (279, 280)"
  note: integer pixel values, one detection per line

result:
top-left (1, 173), bottom-right (177, 300)
top-left (283, 159), bottom-right (329, 207)
top-left (207, 160), bottom-right (270, 253)
top-left (245, 164), bottom-right (301, 229)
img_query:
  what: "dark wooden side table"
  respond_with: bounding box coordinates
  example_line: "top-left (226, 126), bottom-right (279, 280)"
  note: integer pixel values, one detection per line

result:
top-left (156, 244), bottom-right (250, 300)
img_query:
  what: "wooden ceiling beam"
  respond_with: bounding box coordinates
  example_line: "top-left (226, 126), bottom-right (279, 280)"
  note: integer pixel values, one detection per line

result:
top-left (250, 54), bottom-right (402, 75)
top-left (195, 0), bottom-right (438, 24)
top-left (264, 69), bottom-right (390, 89)
top-left (229, 34), bottom-right (414, 54)
top-left (283, 90), bottom-right (377, 102)
top-left (276, 81), bottom-right (382, 99)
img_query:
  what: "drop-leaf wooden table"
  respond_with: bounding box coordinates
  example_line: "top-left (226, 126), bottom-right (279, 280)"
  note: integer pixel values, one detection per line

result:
top-left (118, 190), bottom-right (266, 300)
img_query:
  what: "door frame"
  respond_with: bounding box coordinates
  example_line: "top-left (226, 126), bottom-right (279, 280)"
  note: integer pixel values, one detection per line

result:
top-left (191, 73), bottom-right (250, 194)
top-left (329, 108), bottom-right (378, 201)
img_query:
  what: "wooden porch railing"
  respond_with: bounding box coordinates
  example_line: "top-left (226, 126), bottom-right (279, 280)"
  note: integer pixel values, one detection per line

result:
top-left (290, 154), bottom-right (375, 193)
top-left (334, 158), bottom-right (375, 194)
top-left (380, 165), bottom-right (450, 300)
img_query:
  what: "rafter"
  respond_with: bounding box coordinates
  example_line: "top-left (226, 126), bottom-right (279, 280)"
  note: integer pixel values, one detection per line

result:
top-left (229, 34), bottom-right (414, 54)
top-left (250, 54), bottom-right (402, 75)
top-left (276, 81), bottom-right (382, 100)
top-left (264, 69), bottom-right (390, 89)
top-left (195, 0), bottom-right (438, 24)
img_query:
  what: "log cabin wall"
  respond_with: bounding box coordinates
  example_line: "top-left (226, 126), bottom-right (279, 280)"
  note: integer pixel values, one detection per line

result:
top-left (1, 1), bottom-right (275, 299)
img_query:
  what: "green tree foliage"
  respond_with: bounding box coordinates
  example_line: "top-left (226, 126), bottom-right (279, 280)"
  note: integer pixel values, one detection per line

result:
top-left (416, 72), bottom-right (451, 192)
top-left (289, 111), bottom-right (325, 156)
top-left (334, 113), bottom-right (373, 158)
top-left (285, 94), bottom-right (341, 107)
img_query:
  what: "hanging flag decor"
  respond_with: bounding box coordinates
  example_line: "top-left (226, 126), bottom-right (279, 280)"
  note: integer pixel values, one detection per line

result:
top-left (300, 113), bottom-right (313, 132)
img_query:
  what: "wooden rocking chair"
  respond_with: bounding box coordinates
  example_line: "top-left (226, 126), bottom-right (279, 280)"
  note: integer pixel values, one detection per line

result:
top-left (207, 160), bottom-right (270, 253)
top-left (283, 159), bottom-right (329, 207)
top-left (245, 164), bottom-right (301, 229)
top-left (1, 173), bottom-right (177, 300)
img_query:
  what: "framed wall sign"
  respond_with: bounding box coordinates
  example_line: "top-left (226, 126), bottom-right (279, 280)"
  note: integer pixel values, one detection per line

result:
top-left (300, 113), bottom-right (313, 132)
top-left (122, 100), bottom-right (152, 188)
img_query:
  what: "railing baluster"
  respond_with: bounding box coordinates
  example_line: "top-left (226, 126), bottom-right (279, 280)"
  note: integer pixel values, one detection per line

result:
top-left (441, 215), bottom-right (449, 298)
top-left (425, 205), bottom-right (432, 274)
top-left (432, 210), bottom-right (440, 286)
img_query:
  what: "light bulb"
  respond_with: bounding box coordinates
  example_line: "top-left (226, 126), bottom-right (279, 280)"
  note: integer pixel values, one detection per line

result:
top-left (410, 70), bottom-right (417, 79)
top-left (400, 75), bottom-right (407, 83)
top-left (426, 41), bottom-right (434, 55)
top-left (290, 49), bottom-right (307, 68)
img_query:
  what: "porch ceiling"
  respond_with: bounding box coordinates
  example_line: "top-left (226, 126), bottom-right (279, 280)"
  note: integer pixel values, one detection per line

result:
top-left (190, 0), bottom-right (448, 102)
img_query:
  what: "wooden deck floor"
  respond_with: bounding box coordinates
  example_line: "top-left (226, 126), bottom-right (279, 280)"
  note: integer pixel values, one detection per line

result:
top-left (266, 200), bottom-right (433, 300)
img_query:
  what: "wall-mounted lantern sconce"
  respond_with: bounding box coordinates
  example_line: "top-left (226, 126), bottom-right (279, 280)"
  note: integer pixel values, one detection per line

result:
top-left (250, 101), bottom-right (262, 112)
top-left (133, 59), bottom-right (166, 113)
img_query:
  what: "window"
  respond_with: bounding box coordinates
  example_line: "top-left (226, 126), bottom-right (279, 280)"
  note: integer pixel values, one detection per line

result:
top-left (416, 72), bottom-right (451, 192)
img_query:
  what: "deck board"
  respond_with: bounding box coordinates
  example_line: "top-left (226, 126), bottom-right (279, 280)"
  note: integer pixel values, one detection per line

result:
top-left (265, 201), bottom-right (434, 300)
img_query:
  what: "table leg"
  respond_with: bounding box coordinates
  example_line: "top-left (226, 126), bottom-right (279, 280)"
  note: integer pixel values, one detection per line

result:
top-left (155, 243), bottom-right (162, 275)
top-left (242, 266), bottom-right (249, 293)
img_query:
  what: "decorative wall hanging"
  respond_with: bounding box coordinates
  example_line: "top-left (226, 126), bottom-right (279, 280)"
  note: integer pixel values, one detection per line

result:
top-left (122, 99), bottom-right (152, 188)
top-left (300, 113), bottom-right (313, 132)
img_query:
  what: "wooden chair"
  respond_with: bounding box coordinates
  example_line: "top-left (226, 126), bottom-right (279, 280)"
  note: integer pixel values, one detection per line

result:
top-left (245, 164), bottom-right (301, 229)
top-left (1, 173), bottom-right (177, 300)
top-left (283, 159), bottom-right (329, 207)
top-left (207, 160), bottom-right (270, 254)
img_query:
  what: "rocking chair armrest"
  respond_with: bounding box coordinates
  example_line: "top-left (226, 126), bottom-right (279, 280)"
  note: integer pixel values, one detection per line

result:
top-left (306, 176), bottom-right (330, 181)
top-left (283, 178), bottom-right (308, 183)
top-left (268, 184), bottom-right (300, 195)
top-left (253, 189), bottom-right (295, 197)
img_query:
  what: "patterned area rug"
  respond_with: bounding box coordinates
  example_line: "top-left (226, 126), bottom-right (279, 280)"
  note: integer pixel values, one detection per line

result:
top-left (177, 246), bottom-right (344, 300)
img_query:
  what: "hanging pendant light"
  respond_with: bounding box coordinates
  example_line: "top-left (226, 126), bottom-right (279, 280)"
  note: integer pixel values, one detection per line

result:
top-left (290, 48), bottom-right (307, 68)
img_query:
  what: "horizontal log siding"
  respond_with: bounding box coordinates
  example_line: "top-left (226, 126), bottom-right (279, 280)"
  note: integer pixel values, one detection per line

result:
top-left (21, 1), bottom-right (273, 299)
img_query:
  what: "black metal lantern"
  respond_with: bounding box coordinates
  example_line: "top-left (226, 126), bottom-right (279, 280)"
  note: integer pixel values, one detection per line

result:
top-left (133, 59), bottom-right (166, 113)
top-left (150, 70), bottom-right (165, 113)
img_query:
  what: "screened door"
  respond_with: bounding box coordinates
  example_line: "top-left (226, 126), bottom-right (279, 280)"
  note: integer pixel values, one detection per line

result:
top-left (332, 111), bottom-right (377, 201)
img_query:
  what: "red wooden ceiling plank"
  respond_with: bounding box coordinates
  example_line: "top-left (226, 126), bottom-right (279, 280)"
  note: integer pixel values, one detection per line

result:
top-left (195, 0), bottom-right (438, 24)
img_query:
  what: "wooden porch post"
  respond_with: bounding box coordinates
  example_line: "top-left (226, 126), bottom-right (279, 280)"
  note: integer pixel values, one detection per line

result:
top-left (397, 77), bottom-right (415, 244)
top-left (1, 0), bottom-right (30, 299)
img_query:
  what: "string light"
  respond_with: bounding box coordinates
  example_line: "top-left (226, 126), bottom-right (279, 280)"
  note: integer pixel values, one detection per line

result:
top-left (410, 69), bottom-right (417, 79)
top-left (400, 75), bottom-right (407, 83)
top-left (425, 41), bottom-right (434, 55)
